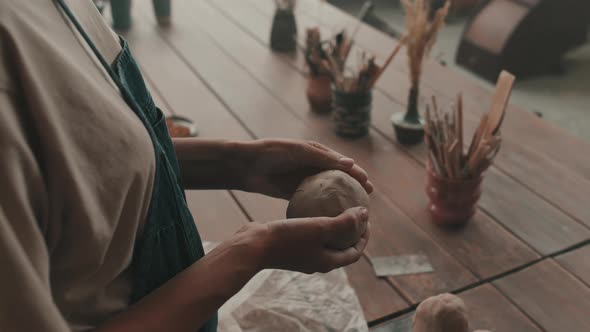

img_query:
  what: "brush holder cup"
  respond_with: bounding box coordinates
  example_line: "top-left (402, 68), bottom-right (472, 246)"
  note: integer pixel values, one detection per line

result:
top-left (426, 164), bottom-right (483, 227)
top-left (306, 75), bottom-right (332, 113)
top-left (270, 9), bottom-right (298, 52)
top-left (332, 88), bottom-right (372, 138)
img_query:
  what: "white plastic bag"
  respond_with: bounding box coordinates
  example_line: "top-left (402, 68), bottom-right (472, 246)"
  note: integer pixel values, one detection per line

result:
top-left (203, 242), bottom-right (368, 332)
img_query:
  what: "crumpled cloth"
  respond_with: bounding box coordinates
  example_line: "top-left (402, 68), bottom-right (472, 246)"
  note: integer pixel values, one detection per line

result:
top-left (203, 242), bottom-right (368, 332)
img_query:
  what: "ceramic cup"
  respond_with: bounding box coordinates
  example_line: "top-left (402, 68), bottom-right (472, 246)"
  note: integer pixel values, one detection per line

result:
top-left (306, 75), bottom-right (332, 113)
top-left (331, 87), bottom-right (372, 138)
top-left (425, 163), bottom-right (482, 226)
top-left (270, 9), bottom-right (297, 52)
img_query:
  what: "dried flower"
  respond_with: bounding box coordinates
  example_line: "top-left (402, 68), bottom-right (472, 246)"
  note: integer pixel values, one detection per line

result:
top-left (402, 0), bottom-right (450, 89)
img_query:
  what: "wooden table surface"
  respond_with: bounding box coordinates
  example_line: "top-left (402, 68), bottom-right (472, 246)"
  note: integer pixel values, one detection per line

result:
top-left (122, 0), bottom-right (590, 330)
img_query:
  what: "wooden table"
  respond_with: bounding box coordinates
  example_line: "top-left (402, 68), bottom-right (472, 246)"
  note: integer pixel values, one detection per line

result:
top-left (122, 0), bottom-right (590, 330)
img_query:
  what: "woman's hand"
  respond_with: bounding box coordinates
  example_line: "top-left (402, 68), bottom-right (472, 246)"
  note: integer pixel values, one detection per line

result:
top-left (240, 139), bottom-right (374, 199)
top-left (252, 206), bottom-right (370, 274)
top-left (91, 207), bottom-right (369, 332)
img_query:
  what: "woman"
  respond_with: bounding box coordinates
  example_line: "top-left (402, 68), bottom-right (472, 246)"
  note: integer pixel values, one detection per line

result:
top-left (0, 1), bottom-right (372, 331)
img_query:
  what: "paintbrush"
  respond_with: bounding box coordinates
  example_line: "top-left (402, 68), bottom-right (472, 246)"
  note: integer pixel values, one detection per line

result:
top-left (367, 35), bottom-right (407, 89)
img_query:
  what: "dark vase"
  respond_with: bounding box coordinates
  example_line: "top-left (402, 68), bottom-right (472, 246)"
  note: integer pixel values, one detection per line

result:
top-left (111, 0), bottom-right (132, 31)
top-left (153, 0), bottom-right (171, 26)
top-left (405, 85), bottom-right (421, 123)
top-left (270, 9), bottom-right (297, 52)
top-left (391, 85), bottom-right (425, 145)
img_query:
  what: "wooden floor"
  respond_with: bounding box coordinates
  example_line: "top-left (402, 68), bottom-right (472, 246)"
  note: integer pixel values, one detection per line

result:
top-left (122, 0), bottom-right (590, 331)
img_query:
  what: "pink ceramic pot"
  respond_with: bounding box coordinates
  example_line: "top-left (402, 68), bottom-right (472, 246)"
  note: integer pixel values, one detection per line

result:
top-left (426, 165), bottom-right (482, 226)
top-left (306, 75), bottom-right (332, 113)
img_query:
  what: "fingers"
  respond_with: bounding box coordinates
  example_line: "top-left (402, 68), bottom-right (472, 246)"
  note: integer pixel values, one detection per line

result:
top-left (304, 141), bottom-right (373, 193)
top-left (302, 141), bottom-right (351, 169)
top-left (347, 164), bottom-right (373, 193)
top-left (320, 223), bottom-right (371, 272)
top-left (320, 207), bottom-right (369, 249)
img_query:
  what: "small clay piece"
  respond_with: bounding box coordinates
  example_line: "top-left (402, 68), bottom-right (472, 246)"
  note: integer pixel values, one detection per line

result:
top-left (412, 293), bottom-right (469, 332)
top-left (287, 170), bottom-right (370, 248)
top-left (166, 115), bottom-right (198, 137)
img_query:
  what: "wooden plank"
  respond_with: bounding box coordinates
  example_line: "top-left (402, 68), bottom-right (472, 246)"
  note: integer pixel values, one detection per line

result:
top-left (459, 284), bottom-right (542, 332)
top-left (123, 25), bottom-right (251, 141)
top-left (491, 141), bottom-right (590, 228)
top-left (202, 0), bottom-right (537, 277)
top-left (130, 3), bottom-right (407, 319)
top-left (494, 260), bottom-right (590, 332)
top-left (555, 245), bottom-right (590, 286)
top-left (167, 0), bottom-right (537, 284)
top-left (210, 0), bottom-right (590, 255)
top-left (365, 193), bottom-right (477, 302)
top-left (182, 190), bottom-right (248, 241)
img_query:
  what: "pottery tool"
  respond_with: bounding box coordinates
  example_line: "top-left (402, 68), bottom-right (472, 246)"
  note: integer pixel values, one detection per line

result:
top-left (466, 71), bottom-right (514, 171)
top-left (455, 93), bottom-right (463, 158)
top-left (326, 39), bottom-right (405, 93)
top-left (424, 71), bottom-right (514, 179)
top-left (367, 35), bottom-right (407, 89)
top-left (304, 28), bottom-right (333, 76)
top-left (304, 24), bottom-right (406, 93)
top-left (350, 1), bottom-right (374, 42)
top-left (340, 0), bottom-right (374, 62)
top-left (485, 71), bottom-right (515, 136)
top-left (370, 255), bottom-right (434, 277)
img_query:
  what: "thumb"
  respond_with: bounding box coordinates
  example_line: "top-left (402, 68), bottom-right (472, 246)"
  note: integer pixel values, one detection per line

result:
top-left (322, 207), bottom-right (369, 249)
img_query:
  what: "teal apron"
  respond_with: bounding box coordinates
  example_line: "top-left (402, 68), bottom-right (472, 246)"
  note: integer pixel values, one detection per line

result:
top-left (55, 1), bottom-right (217, 331)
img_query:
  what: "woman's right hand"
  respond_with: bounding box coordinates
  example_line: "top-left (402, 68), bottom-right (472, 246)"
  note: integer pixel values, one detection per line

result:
top-left (256, 206), bottom-right (370, 274)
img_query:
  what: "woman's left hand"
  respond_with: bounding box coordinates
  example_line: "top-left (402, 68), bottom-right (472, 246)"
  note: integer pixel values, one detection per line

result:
top-left (240, 139), bottom-right (374, 199)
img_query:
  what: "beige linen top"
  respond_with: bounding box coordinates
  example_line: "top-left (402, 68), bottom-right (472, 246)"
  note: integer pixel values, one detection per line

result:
top-left (0, 0), bottom-right (155, 331)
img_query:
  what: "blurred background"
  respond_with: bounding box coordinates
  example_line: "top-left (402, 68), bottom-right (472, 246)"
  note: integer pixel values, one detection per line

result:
top-left (331, 0), bottom-right (590, 142)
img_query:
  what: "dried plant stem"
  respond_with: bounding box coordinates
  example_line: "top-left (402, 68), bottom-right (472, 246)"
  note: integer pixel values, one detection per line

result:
top-left (402, 0), bottom-right (450, 91)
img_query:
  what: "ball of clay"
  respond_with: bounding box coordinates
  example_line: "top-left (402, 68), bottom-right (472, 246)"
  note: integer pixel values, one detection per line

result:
top-left (412, 293), bottom-right (469, 332)
top-left (287, 170), bottom-right (370, 218)
top-left (287, 170), bottom-right (370, 249)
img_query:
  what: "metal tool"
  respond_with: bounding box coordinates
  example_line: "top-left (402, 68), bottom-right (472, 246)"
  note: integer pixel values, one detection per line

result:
top-left (370, 255), bottom-right (434, 277)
